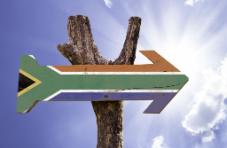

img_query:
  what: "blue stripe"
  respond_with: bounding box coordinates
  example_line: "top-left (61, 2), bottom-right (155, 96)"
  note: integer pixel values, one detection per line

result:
top-left (50, 92), bottom-right (175, 101)
top-left (50, 92), bottom-right (177, 113)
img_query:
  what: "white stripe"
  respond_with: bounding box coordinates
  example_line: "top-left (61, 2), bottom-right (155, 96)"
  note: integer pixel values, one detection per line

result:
top-left (43, 89), bottom-right (178, 101)
top-left (23, 109), bottom-right (29, 113)
top-left (55, 89), bottom-right (178, 93)
top-left (48, 66), bottom-right (183, 75)
top-left (47, 66), bottom-right (62, 73)
top-left (29, 55), bottom-right (35, 59)
top-left (43, 90), bottom-right (62, 101)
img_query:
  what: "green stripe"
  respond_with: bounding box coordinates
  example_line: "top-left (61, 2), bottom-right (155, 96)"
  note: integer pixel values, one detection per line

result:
top-left (57, 74), bottom-right (188, 90)
top-left (20, 56), bottom-right (188, 91)
top-left (17, 55), bottom-right (188, 113)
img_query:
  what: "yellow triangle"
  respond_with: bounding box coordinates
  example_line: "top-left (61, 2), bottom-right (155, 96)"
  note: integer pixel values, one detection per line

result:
top-left (18, 69), bottom-right (42, 97)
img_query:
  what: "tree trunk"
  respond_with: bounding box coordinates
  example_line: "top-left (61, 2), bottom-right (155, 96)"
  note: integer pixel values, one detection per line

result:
top-left (57, 15), bottom-right (141, 148)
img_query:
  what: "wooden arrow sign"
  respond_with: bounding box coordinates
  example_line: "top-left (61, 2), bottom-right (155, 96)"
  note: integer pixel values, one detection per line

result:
top-left (17, 50), bottom-right (188, 113)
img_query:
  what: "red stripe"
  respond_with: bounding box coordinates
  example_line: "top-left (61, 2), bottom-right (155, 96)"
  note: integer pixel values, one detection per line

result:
top-left (53, 51), bottom-right (180, 72)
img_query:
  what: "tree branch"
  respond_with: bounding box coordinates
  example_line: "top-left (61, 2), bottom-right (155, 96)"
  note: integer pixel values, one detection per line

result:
top-left (57, 15), bottom-right (108, 65)
top-left (57, 15), bottom-right (141, 148)
top-left (112, 17), bottom-right (141, 65)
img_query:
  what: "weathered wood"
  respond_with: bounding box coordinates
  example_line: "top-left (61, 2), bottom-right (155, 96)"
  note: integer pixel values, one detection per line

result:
top-left (111, 17), bottom-right (141, 65)
top-left (57, 15), bottom-right (141, 148)
top-left (16, 53), bottom-right (188, 114)
top-left (57, 15), bottom-right (108, 65)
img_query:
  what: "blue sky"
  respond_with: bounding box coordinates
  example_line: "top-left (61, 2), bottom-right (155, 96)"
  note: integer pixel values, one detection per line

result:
top-left (1, 0), bottom-right (227, 147)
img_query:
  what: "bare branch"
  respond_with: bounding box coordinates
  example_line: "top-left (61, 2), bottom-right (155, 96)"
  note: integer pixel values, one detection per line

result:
top-left (57, 15), bottom-right (141, 148)
top-left (57, 15), bottom-right (108, 65)
top-left (112, 17), bottom-right (141, 65)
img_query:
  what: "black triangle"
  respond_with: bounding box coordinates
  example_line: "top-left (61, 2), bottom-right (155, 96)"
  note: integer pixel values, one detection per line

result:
top-left (18, 73), bottom-right (35, 92)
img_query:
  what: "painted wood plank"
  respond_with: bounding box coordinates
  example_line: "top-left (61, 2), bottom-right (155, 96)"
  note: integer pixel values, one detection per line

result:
top-left (17, 50), bottom-right (188, 113)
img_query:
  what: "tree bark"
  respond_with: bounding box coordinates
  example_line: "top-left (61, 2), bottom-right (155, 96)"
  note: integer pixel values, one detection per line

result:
top-left (57, 15), bottom-right (141, 148)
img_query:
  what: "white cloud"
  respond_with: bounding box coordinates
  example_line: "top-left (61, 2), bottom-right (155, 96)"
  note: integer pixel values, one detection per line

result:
top-left (185, 0), bottom-right (195, 6)
top-left (104, 0), bottom-right (112, 8)
top-left (185, 0), bottom-right (204, 6)
top-left (202, 131), bottom-right (215, 143)
top-left (182, 55), bottom-right (227, 141)
top-left (151, 136), bottom-right (165, 148)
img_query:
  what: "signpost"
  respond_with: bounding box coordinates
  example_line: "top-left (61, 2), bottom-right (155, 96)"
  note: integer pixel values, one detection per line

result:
top-left (17, 50), bottom-right (188, 113)
top-left (17, 15), bottom-right (189, 147)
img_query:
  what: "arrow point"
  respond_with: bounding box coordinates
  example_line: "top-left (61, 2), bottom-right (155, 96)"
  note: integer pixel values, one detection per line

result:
top-left (143, 102), bottom-right (162, 114)
top-left (186, 75), bottom-right (189, 82)
top-left (139, 50), bottom-right (155, 60)
top-left (143, 93), bottom-right (176, 113)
